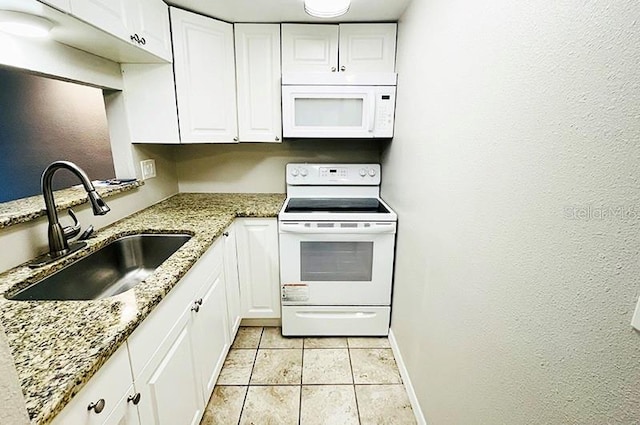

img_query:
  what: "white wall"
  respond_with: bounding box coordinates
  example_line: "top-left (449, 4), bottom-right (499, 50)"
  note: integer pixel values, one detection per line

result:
top-left (383, 0), bottom-right (640, 424)
top-left (176, 140), bottom-right (384, 193)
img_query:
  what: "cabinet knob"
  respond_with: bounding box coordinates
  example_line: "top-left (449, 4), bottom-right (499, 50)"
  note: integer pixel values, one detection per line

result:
top-left (331, 66), bottom-right (337, 72)
top-left (340, 65), bottom-right (346, 71)
top-left (140, 37), bottom-right (146, 45)
top-left (88, 399), bottom-right (105, 414)
top-left (233, 137), bottom-right (239, 141)
top-left (223, 232), bottom-right (229, 237)
top-left (191, 304), bottom-right (200, 313)
top-left (196, 298), bottom-right (203, 306)
top-left (275, 136), bottom-right (280, 141)
top-left (127, 393), bottom-right (141, 405)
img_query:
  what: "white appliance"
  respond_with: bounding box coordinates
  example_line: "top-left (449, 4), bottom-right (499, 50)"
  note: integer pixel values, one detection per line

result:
top-left (281, 73), bottom-right (396, 138)
top-left (278, 163), bottom-right (397, 336)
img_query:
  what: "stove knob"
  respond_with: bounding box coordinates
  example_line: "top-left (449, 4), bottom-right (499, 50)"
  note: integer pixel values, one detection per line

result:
top-left (359, 168), bottom-right (367, 177)
top-left (300, 168), bottom-right (308, 177)
top-left (291, 168), bottom-right (299, 177)
top-left (368, 168), bottom-right (377, 177)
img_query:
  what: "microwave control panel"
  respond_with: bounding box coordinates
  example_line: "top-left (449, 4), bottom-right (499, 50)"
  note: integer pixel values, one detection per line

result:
top-left (373, 87), bottom-right (396, 138)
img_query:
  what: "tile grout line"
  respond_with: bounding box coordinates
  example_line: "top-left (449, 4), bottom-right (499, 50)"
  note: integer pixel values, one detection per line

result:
top-left (347, 344), bottom-right (363, 425)
top-left (236, 326), bottom-right (264, 425)
top-left (298, 336), bottom-right (305, 425)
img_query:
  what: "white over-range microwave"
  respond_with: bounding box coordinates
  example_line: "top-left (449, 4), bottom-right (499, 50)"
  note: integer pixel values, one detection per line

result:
top-left (281, 73), bottom-right (397, 138)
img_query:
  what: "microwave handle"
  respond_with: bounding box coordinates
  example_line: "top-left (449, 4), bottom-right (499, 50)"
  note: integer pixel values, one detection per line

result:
top-left (368, 95), bottom-right (376, 132)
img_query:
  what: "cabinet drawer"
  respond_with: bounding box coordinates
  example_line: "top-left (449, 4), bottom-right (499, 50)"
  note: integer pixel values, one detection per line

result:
top-left (51, 344), bottom-right (132, 425)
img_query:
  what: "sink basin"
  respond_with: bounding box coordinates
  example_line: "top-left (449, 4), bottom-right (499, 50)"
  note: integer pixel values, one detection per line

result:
top-left (7, 234), bottom-right (191, 301)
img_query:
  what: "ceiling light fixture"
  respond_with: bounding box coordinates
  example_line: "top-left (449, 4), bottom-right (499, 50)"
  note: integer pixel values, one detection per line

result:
top-left (304, 0), bottom-right (351, 18)
top-left (0, 11), bottom-right (53, 38)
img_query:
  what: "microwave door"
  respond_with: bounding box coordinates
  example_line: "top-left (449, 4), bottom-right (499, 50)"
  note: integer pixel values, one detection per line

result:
top-left (282, 86), bottom-right (374, 138)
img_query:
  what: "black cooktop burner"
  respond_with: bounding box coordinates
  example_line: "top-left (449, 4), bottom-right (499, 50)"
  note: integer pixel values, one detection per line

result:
top-left (284, 198), bottom-right (390, 213)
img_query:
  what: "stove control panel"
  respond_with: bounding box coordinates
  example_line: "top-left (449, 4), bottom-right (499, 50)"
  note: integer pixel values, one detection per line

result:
top-left (286, 163), bottom-right (381, 185)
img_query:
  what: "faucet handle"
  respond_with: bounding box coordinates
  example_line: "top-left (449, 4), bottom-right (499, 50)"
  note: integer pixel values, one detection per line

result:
top-left (63, 209), bottom-right (81, 239)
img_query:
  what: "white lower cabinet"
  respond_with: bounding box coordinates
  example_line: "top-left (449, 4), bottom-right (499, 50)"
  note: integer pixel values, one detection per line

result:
top-left (223, 224), bottom-right (242, 338)
top-left (51, 345), bottom-right (139, 425)
top-left (53, 219), bottom-right (280, 424)
top-left (236, 218), bottom-right (281, 319)
top-left (191, 255), bottom-right (230, 399)
top-left (135, 306), bottom-right (202, 425)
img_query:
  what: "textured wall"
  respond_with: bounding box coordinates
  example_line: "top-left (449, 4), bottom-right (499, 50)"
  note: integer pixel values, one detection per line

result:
top-left (382, 0), bottom-right (640, 423)
top-left (176, 140), bottom-right (384, 193)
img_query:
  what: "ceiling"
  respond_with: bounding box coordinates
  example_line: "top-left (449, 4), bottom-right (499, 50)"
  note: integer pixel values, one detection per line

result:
top-left (164, 0), bottom-right (412, 23)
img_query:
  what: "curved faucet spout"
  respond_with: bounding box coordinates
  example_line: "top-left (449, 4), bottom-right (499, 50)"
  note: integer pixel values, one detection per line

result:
top-left (41, 161), bottom-right (110, 258)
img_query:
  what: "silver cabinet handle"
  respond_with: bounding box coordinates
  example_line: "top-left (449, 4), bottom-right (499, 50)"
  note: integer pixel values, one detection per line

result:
top-left (127, 393), bottom-right (141, 405)
top-left (191, 304), bottom-right (200, 313)
top-left (223, 232), bottom-right (229, 237)
top-left (331, 66), bottom-right (336, 72)
top-left (196, 298), bottom-right (203, 305)
top-left (275, 136), bottom-right (280, 141)
top-left (340, 65), bottom-right (346, 71)
top-left (233, 136), bottom-right (239, 141)
top-left (88, 399), bottom-right (105, 414)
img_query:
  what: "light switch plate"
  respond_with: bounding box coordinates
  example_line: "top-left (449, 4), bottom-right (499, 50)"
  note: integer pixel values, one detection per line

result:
top-left (140, 159), bottom-right (156, 180)
top-left (632, 295), bottom-right (640, 331)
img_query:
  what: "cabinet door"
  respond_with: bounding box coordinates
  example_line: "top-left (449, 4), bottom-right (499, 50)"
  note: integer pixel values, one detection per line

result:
top-left (69, 0), bottom-right (129, 41)
top-left (236, 218), bottom-right (281, 319)
top-left (223, 225), bottom-right (242, 338)
top-left (136, 306), bottom-right (203, 425)
top-left (281, 24), bottom-right (338, 73)
top-left (171, 7), bottom-right (238, 143)
top-left (235, 24), bottom-right (282, 143)
top-left (338, 24), bottom-right (397, 73)
top-left (127, 0), bottom-right (172, 61)
top-left (51, 345), bottom-right (133, 425)
top-left (102, 385), bottom-right (141, 425)
top-left (191, 258), bottom-right (230, 400)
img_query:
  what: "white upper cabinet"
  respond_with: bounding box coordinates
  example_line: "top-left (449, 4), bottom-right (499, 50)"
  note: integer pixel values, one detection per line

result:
top-left (65, 0), bottom-right (171, 62)
top-left (39, 0), bottom-right (71, 12)
top-left (235, 24), bottom-right (282, 143)
top-left (126, 0), bottom-right (172, 61)
top-left (281, 24), bottom-right (339, 73)
top-left (281, 23), bottom-right (397, 74)
top-left (68, 0), bottom-right (129, 41)
top-left (171, 7), bottom-right (238, 143)
top-left (338, 23), bottom-right (397, 73)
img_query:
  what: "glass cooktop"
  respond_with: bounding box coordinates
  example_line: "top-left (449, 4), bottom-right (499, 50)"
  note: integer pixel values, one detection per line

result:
top-left (284, 198), bottom-right (390, 213)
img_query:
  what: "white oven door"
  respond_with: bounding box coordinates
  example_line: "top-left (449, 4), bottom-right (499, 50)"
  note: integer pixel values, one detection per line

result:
top-left (279, 221), bottom-right (396, 306)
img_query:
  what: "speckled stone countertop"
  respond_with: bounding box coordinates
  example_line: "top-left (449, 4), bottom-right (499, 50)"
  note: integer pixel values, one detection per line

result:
top-left (0, 193), bottom-right (285, 425)
top-left (0, 181), bottom-right (143, 229)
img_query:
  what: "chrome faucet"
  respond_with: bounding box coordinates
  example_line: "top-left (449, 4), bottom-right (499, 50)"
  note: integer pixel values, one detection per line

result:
top-left (32, 161), bottom-right (110, 266)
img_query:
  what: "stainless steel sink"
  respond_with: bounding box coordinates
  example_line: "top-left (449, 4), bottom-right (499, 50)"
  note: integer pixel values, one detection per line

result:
top-left (7, 234), bottom-right (191, 301)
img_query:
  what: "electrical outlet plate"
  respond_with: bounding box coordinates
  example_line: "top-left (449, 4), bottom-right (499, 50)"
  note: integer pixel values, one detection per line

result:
top-left (632, 296), bottom-right (640, 331)
top-left (140, 159), bottom-right (156, 180)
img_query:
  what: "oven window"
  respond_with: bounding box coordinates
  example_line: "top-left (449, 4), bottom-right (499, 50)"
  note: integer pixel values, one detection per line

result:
top-left (300, 242), bottom-right (373, 281)
top-left (294, 98), bottom-right (363, 127)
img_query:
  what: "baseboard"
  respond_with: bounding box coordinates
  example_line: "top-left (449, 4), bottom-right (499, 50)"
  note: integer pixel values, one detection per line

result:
top-left (389, 329), bottom-right (427, 425)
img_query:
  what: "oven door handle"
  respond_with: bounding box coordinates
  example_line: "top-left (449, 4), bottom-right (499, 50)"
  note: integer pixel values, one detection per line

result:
top-left (279, 224), bottom-right (396, 234)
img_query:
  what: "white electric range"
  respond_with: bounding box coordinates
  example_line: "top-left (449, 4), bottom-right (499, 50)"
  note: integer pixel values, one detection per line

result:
top-left (278, 163), bottom-right (397, 336)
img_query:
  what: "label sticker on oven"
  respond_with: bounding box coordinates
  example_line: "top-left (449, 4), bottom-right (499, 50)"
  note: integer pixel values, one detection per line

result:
top-left (282, 284), bottom-right (309, 302)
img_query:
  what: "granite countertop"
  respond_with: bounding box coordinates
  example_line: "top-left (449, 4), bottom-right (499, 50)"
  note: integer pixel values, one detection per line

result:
top-left (0, 181), bottom-right (143, 229)
top-left (0, 193), bottom-right (285, 425)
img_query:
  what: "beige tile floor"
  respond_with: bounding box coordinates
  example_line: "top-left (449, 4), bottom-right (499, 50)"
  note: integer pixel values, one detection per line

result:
top-left (201, 327), bottom-right (416, 425)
